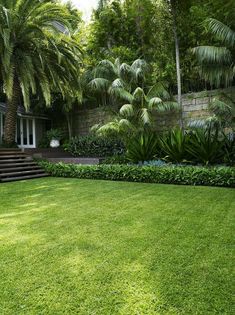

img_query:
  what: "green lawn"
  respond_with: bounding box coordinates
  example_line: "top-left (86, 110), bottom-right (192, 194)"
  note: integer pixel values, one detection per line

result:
top-left (0, 178), bottom-right (234, 315)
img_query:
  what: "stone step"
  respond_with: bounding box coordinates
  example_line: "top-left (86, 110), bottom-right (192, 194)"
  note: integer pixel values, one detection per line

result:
top-left (0, 154), bottom-right (28, 159)
top-left (0, 165), bottom-right (41, 173)
top-left (0, 169), bottom-right (46, 178)
top-left (0, 162), bottom-right (38, 168)
top-left (0, 148), bottom-right (21, 151)
top-left (0, 151), bottom-right (24, 155)
top-left (1, 173), bottom-right (49, 182)
top-left (0, 158), bottom-right (33, 164)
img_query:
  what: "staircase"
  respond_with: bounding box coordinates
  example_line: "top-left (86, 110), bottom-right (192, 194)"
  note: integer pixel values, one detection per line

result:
top-left (0, 148), bottom-right (48, 183)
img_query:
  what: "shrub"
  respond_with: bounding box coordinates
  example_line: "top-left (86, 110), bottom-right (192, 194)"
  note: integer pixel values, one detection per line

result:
top-left (222, 133), bottom-right (235, 165)
top-left (39, 161), bottom-right (235, 188)
top-left (158, 126), bottom-right (235, 166)
top-left (102, 155), bottom-right (128, 164)
top-left (186, 125), bottom-right (224, 165)
top-left (159, 128), bottom-right (189, 163)
top-left (64, 134), bottom-right (125, 157)
top-left (126, 132), bottom-right (159, 163)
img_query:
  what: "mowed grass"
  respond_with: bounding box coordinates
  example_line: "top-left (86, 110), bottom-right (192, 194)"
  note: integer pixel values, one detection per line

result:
top-left (0, 178), bottom-right (234, 315)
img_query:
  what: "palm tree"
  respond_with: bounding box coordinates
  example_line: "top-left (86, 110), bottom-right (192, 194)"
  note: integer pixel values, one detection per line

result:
top-left (0, 0), bottom-right (82, 145)
top-left (95, 84), bottom-right (178, 138)
top-left (168, 0), bottom-right (183, 128)
top-left (192, 18), bottom-right (235, 87)
top-left (89, 58), bottom-right (150, 106)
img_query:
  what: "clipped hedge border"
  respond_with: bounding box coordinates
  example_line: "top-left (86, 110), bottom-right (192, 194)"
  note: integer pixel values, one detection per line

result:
top-left (39, 161), bottom-right (235, 188)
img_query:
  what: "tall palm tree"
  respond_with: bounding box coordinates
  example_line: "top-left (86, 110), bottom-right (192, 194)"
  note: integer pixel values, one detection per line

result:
top-left (192, 18), bottom-right (235, 87)
top-left (95, 84), bottom-right (178, 138)
top-left (168, 0), bottom-right (183, 128)
top-left (0, 0), bottom-right (82, 145)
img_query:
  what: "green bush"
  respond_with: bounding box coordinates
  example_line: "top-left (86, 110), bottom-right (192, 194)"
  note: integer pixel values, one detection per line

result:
top-left (101, 155), bottom-right (128, 164)
top-left (126, 132), bottom-right (159, 163)
top-left (64, 134), bottom-right (125, 157)
top-left (159, 128), bottom-right (189, 163)
top-left (158, 126), bottom-right (235, 165)
top-left (222, 133), bottom-right (235, 165)
top-left (39, 161), bottom-right (235, 188)
top-left (187, 126), bottom-right (224, 165)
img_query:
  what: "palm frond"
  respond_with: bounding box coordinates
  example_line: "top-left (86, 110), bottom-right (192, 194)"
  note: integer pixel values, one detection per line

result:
top-left (205, 18), bottom-right (235, 47)
top-left (109, 87), bottom-right (134, 103)
top-left (110, 78), bottom-right (125, 89)
top-left (155, 101), bottom-right (179, 113)
top-left (209, 97), bottom-right (233, 115)
top-left (89, 78), bottom-right (110, 91)
top-left (192, 46), bottom-right (232, 64)
top-left (133, 87), bottom-right (145, 102)
top-left (147, 82), bottom-right (170, 100)
top-left (118, 118), bottom-right (133, 129)
top-left (96, 121), bottom-right (120, 135)
top-left (148, 97), bottom-right (163, 109)
top-left (140, 108), bottom-right (151, 125)
top-left (119, 104), bottom-right (134, 117)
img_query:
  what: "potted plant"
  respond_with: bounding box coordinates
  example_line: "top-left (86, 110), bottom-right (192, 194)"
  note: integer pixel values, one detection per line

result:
top-left (46, 129), bottom-right (63, 148)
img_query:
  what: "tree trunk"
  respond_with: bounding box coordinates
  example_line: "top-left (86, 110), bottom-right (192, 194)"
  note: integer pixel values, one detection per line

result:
top-left (171, 2), bottom-right (184, 128)
top-left (3, 78), bottom-right (21, 146)
top-left (66, 113), bottom-right (72, 140)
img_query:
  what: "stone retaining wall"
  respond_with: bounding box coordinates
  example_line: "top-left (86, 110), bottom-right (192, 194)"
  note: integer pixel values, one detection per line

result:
top-left (73, 88), bottom-right (235, 135)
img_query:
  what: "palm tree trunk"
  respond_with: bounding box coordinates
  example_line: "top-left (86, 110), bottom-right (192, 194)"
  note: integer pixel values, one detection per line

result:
top-left (3, 78), bottom-right (21, 146)
top-left (171, 1), bottom-right (183, 128)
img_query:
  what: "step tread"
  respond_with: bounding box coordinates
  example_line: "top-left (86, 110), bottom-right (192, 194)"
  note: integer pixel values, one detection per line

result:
top-left (0, 148), bottom-right (21, 151)
top-left (1, 173), bottom-right (49, 182)
top-left (0, 151), bottom-right (24, 155)
top-left (0, 154), bottom-right (29, 158)
top-left (0, 162), bottom-right (37, 167)
top-left (0, 169), bottom-right (46, 177)
top-left (0, 158), bottom-right (33, 163)
top-left (0, 166), bottom-right (41, 172)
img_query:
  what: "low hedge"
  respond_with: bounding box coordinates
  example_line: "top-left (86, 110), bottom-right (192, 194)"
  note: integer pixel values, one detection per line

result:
top-left (39, 161), bottom-right (235, 187)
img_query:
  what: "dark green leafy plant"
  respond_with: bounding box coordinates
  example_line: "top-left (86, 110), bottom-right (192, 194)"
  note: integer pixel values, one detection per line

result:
top-left (126, 132), bottom-right (159, 163)
top-left (102, 155), bottom-right (128, 165)
top-left (187, 125), bottom-right (224, 165)
top-left (222, 133), bottom-right (235, 165)
top-left (46, 129), bottom-right (64, 141)
top-left (64, 134), bottom-right (125, 157)
top-left (39, 161), bottom-right (235, 188)
top-left (159, 128), bottom-right (189, 163)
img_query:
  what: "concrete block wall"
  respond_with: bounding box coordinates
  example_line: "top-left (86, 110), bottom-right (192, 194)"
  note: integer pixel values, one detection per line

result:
top-left (72, 87), bottom-right (235, 136)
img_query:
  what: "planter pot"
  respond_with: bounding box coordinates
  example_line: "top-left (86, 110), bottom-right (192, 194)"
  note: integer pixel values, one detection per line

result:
top-left (50, 139), bottom-right (60, 148)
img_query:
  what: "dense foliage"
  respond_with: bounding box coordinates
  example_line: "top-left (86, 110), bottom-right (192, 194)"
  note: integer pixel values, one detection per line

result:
top-left (64, 134), bottom-right (124, 157)
top-left (65, 123), bottom-right (235, 165)
top-left (87, 0), bottom-right (235, 93)
top-left (39, 161), bottom-right (235, 188)
top-left (133, 126), bottom-right (234, 165)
